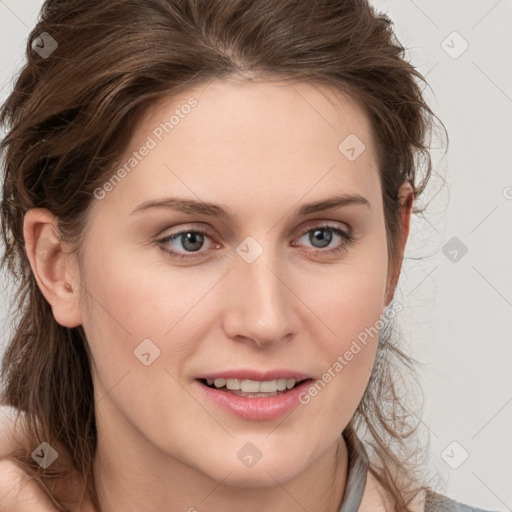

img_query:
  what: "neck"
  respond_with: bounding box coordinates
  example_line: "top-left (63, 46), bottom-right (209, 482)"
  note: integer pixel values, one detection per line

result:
top-left (91, 407), bottom-right (349, 512)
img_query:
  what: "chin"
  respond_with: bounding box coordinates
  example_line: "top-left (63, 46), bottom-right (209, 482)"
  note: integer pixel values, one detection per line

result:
top-left (189, 447), bottom-right (303, 488)
top-left (214, 462), bottom-right (300, 488)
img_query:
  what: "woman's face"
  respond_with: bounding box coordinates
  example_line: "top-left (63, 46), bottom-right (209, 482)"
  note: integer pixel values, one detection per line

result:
top-left (68, 78), bottom-right (407, 486)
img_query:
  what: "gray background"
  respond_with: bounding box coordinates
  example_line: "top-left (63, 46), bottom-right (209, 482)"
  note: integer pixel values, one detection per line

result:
top-left (0, 1), bottom-right (511, 510)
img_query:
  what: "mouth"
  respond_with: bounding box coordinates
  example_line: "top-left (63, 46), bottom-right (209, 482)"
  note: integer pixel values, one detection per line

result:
top-left (194, 369), bottom-right (315, 420)
top-left (197, 377), bottom-right (311, 398)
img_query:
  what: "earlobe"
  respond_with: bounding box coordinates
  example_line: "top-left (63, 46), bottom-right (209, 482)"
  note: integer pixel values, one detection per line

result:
top-left (23, 208), bottom-right (83, 328)
top-left (384, 181), bottom-right (415, 307)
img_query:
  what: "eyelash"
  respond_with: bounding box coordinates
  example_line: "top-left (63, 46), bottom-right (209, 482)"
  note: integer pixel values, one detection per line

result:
top-left (157, 224), bottom-right (355, 260)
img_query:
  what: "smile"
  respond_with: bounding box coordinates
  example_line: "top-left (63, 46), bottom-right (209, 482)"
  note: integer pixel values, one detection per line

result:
top-left (203, 377), bottom-right (306, 395)
top-left (195, 377), bottom-right (314, 421)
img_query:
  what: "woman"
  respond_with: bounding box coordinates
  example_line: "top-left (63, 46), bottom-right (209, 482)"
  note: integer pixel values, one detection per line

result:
top-left (0, 0), bottom-right (499, 511)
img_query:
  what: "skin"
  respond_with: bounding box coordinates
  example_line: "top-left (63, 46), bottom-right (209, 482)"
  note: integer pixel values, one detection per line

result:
top-left (0, 407), bottom-right (94, 511)
top-left (19, 77), bottom-right (418, 512)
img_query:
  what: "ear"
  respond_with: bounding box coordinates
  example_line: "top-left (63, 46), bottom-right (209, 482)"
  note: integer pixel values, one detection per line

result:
top-left (23, 208), bottom-right (83, 328)
top-left (384, 181), bottom-right (414, 307)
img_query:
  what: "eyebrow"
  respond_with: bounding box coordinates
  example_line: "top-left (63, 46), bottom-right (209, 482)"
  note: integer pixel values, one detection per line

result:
top-left (130, 193), bottom-right (371, 220)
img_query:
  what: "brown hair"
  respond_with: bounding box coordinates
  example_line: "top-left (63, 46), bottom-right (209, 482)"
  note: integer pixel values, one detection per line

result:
top-left (0, 0), bottom-right (447, 510)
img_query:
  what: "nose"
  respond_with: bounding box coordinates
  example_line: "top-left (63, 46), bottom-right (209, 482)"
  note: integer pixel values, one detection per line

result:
top-left (221, 249), bottom-right (298, 349)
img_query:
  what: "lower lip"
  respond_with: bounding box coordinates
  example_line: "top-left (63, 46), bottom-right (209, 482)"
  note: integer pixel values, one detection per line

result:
top-left (195, 379), bottom-right (313, 421)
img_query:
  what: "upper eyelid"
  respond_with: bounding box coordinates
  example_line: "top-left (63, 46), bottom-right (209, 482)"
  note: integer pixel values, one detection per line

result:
top-left (159, 220), bottom-right (350, 242)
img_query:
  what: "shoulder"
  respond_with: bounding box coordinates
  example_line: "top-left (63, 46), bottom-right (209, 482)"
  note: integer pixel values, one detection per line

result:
top-left (424, 490), bottom-right (501, 512)
top-left (359, 471), bottom-right (499, 512)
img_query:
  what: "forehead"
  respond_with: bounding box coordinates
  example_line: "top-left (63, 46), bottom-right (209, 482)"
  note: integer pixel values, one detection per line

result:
top-left (99, 78), bottom-right (381, 218)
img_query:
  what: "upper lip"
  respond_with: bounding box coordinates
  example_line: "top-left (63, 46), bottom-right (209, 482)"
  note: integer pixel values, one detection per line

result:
top-left (196, 369), bottom-right (312, 382)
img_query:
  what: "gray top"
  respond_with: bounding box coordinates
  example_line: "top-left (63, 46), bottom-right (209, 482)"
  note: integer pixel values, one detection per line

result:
top-left (337, 432), bottom-right (499, 512)
top-left (423, 491), bottom-right (500, 512)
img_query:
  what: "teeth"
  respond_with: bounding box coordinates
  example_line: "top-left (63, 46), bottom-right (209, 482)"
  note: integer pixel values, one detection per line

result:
top-left (276, 378), bottom-right (287, 391)
top-left (213, 378), bottom-right (226, 388)
top-left (241, 380), bottom-right (261, 392)
top-left (286, 379), bottom-right (296, 390)
top-left (207, 378), bottom-right (300, 393)
top-left (259, 380), bottom-right (277, 392)
top-left (226, 379), bottom-right (241, 390)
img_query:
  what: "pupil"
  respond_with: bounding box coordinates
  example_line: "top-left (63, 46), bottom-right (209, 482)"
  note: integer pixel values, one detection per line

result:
top-left (182, 232), bottom-right (203, 252)
top-left (310, 228), bottom-right (332, 248)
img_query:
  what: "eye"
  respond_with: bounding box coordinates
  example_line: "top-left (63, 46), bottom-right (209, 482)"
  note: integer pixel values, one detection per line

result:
top-left (157, 228), bottom-right (215, 259)
top-left (157, 224), bottom-right (355, 261)
top-left (293, 224), bottom-right (355, 256)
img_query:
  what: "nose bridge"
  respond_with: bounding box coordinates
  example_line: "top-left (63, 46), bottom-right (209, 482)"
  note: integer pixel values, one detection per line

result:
top-left (222, 242), bottom-right (296, 346)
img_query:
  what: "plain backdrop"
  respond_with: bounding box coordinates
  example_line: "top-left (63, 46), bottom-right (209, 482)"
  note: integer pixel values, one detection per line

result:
top-left (0, 1), bottom-right (511, 511)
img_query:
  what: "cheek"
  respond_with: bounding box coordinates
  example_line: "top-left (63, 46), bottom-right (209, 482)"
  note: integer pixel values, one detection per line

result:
top-left (80, 239), bottom-right (213, 348)
top-left (76, 242), bottom-right (200, 398)
top-left (77, 246), bottom-right (210, 448)
top-left (295, 287), bottom-right (384, 440)
top-left (294, 237), bottom-right (389, 415)
top-left (299, 241), bottom-right (389, 352)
